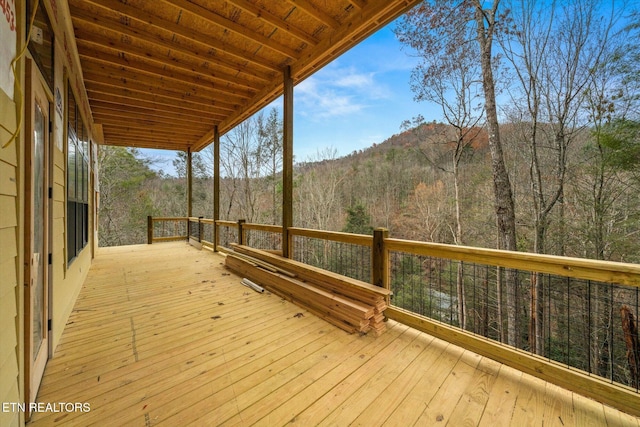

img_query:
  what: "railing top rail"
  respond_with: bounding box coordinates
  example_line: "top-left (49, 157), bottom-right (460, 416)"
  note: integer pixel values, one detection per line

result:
top-left (152, 216), bottom-right (189, 221)
top-left (215, 220), bottom-right (237, 227)
top-left (288, 227), bottom-right (372, 246)
top-left (243, 223), bottom-right (283, 233)
top-left (151, 217), bottom-right (639, 286)
top-left (385, 237), bottom-right (640, 287)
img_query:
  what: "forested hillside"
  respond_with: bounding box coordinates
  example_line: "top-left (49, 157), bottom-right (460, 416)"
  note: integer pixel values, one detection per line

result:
top-left (98, 116), bottom-right (639, 264)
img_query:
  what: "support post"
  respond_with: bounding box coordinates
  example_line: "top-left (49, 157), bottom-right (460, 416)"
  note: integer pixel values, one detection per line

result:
top-left (282, 66), bottom-right (294, 258)
top-left (372, 228), bottom-right (389, 293)
top-left (213, 126), bottom-right (220, 252)
top-left (147, 216), bottom-right (153, 244)
top-left (238, 219), bottom-right (246, 246)
top-left (187, 148), bottom-right (193, 218)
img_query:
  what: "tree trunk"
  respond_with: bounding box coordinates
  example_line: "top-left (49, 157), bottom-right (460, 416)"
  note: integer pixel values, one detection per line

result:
top-left (473, 1), bottom-right (518, 346)
top-left (621, 305), bottom-right (640, 389)
top-left (453, 155), bottom-right (466, 329)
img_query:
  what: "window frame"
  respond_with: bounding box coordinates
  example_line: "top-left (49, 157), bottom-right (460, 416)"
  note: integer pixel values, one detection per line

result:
top-left (66, 84), bottom-right (90, 264)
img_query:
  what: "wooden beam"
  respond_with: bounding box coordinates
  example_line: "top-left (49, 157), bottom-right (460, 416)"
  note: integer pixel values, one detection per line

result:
top-left (86, 90), bottom-right (227, 119)
top-left (97, 125), bottom-right (204, 143)
top-left (187, 149), bottom-right (193, 218)
top-left (84, 81), bottom-right (237, 114)
top-left (286, 0), bottom-right (340, 29)
top-left (372, 228), bottom-right (388, 289)
top-left (100, 133), bottom-right (191, 151)
top-left (91, 106), bottom-right (212, 127)
top-left (78, 49), bottom-right (258, 97)
top-left (99, 137), bottom-right (189, 151)
top-left (346, 0), bottom-right (367, 10)
top-left (81, 70), bottom-right (241, 111)
top-left (225, 0), bottom-right (320, 46)
top-left (213, 126), bottom-right (220, 252)
top-left (165, 0), bottom-right (301, 59)
top-left (282, 66), bottom-right (293, 258)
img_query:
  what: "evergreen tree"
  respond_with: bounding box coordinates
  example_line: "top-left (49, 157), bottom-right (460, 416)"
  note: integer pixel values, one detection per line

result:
top-left (342, 203), bottom-right (373, 235)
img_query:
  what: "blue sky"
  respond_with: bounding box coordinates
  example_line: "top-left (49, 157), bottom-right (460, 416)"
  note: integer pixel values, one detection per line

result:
top-left (143, 20), bottom-right (434, 175)
top-left (287, 23), bottom-right (431, 161)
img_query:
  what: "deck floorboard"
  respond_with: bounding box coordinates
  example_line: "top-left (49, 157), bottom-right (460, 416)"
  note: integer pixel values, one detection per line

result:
top-left (28, 242), bottom-right (640, 426)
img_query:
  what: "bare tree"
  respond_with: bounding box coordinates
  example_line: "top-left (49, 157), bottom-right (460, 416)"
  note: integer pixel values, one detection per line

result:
top-left (221, 115), bottom-right (265, 222)
top-left (397, 0), bottom-right (518, 344)
top-left (501, 0), bottom-right (622, 354)
top-left (398, 25), bottom-right (484, 327)
top-left (295, 147), bottom-right (346, 231)
top-left (256, 108), bottom-right (283, 224)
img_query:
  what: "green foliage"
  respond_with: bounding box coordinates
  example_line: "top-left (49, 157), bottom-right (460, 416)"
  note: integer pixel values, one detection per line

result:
top-left (98, 147), bottom-right (159, 246)
top-left (597, 119), bottom-right (640, 172)
top-left (342, 203), bottom-right (373, 235)
top-left (173, 150), bottom-right (209, 179)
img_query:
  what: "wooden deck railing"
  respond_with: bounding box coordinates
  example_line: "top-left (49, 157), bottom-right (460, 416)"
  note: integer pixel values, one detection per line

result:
top-left (146, 216), bottom-right (640, 416)
top-left (147, 216), bottom-right (189, 243)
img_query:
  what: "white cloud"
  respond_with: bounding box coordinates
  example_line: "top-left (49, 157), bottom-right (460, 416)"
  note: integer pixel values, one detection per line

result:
top-left (334, 70), bottom-right (374, 88)
top-left (296, 76), bottom-right (367, 119)
top-left (295, 64), bottom-right (395, 120)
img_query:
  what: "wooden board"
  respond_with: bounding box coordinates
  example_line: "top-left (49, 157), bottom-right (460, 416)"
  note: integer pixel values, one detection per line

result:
top-left (225, 255), bottom-right (374, 334)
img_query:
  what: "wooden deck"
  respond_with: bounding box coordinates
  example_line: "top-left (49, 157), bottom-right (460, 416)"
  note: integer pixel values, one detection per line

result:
top-left (28, 242), bottom-right (640, 426)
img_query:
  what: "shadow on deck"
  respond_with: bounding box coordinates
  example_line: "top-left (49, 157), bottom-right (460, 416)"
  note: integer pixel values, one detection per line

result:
top-left (28, 242), bottom-right (640, 426)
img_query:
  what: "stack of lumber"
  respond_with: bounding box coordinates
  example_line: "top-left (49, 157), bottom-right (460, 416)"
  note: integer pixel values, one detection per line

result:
top-left (224, 245), bottom-right (391, 335)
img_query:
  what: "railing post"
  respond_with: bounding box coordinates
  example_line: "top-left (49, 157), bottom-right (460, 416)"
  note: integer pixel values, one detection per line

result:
top-left (214, 220), bottom-right (219, 252)
top-left (238, 219), bottom-right (246, 246)
top-left (147, 216), bottom-right (153, 244)
top-left (282, 227), bottom-right (292, 259)
top-left (372, 228), bottom-right (389, 292)
top-left (282, 66), bottom-right (293, 258)
top-left (198, 216), bottom-right (204, 242)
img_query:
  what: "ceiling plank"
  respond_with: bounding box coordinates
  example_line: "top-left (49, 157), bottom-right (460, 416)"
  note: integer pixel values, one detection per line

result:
top-left (86, 93), bottom-right (227, 121)
top-left (225, 0), bottom-right (319, 46)
top-left (70, 2), bottom-right (280, 77)
top-left (85, 81), bottom-right (236, 116)
top-left (79, 54), bottom-right (252, 103)
top-left (86, 87), bottom-right (234, 117)
top-left (75, 38), bottom-right (264, 93)
top-left (286, 0), bottom-right (340, 29)
top-left (101, 135), bottom-right (190, 151)
top-left (165, 0), bottom-right (301, 59)
top-left (346, 0), bottom-right (367, 10)
top-left (92, 113), bottom-right (209, 130)
top-left (91, 102), bottom-right (215, 126)
top-left (99, 125), bottom-right (205, 139)
top-left (82, 70), bottom-right (241, 111)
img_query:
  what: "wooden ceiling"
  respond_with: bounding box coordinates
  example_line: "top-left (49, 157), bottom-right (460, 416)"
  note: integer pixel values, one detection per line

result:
top-left (68, 0), bottom-right (421, 151)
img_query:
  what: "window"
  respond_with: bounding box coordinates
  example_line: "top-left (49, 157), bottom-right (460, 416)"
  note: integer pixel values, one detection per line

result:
top-left (67, 86), bottom-right (90, 263)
